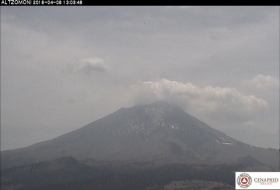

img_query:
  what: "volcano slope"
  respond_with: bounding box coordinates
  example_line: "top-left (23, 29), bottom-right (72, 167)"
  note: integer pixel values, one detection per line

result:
top-left (1, 101), bottom-right (279, 170)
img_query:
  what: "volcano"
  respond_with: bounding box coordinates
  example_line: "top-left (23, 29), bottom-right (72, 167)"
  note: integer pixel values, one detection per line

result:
top-left (1, 101), bottom-right (279, 170)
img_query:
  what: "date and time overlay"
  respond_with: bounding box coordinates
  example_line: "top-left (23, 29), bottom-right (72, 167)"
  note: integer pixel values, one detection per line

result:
top-left (1, 0), bottom-right (83, 5)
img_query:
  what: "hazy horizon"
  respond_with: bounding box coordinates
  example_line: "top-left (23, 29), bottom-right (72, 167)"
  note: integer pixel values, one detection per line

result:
top-left (1, 6), bottom-right (279, 150)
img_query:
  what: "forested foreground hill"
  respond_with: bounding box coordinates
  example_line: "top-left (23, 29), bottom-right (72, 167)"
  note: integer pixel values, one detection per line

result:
top-left (1, 156), bottom-right (275, 190)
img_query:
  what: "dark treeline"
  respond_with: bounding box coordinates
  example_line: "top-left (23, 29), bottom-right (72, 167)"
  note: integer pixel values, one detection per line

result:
top-left (2, 157), bottom-right (246, 190)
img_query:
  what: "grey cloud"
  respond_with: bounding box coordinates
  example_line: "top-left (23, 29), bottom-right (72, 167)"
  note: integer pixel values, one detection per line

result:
top-left (1, 6), bottom-right (278, 150)
top-left (3, 7), bottom-right (275, 41)
top-left (64, 57), bottom-right (110, 75)
top-left (79, 58), bottom-right (110, 74)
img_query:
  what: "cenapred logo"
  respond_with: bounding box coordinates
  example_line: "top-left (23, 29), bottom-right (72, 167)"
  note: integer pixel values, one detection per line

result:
top-left (236, 172), bottom-right (280, 189)
top-left (236, 173), bottom-right (252, 188)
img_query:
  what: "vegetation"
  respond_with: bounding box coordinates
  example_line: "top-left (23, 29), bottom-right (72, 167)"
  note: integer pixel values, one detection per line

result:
top-left (2, 157), bottom-right (262, 190)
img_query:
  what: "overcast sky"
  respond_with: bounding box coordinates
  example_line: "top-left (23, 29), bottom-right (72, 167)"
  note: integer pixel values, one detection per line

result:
top-left (1, 6), bottom-right (279, 150)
